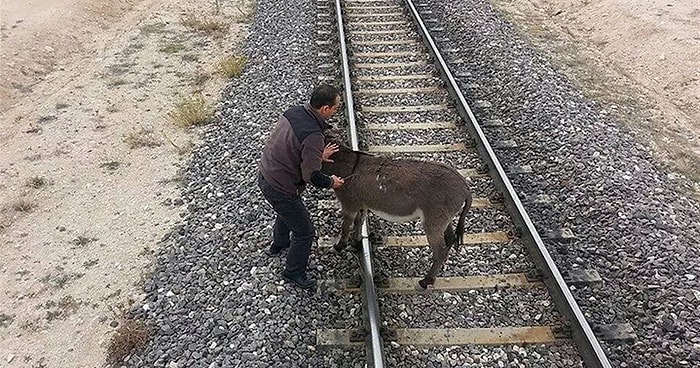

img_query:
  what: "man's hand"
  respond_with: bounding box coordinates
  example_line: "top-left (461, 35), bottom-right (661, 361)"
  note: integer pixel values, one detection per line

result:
top-left (322, 143), bottom-right (339, 163)
top-left (331, 175), bottom-right (344, 189)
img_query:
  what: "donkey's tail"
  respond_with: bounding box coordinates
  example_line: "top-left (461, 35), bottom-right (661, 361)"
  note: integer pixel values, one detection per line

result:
top-left (454, 193), bottom-right (472, 251)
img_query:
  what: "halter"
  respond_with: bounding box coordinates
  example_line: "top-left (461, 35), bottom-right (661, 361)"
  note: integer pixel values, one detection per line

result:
top-left (343, 150), bottom-right (362, 181)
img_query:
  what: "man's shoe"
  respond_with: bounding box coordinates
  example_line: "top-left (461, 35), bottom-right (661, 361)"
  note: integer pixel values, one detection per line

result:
top-left (282, 270), bottom-right (317, 290)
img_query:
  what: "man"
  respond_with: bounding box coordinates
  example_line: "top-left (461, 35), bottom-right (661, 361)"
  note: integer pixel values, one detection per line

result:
top-left (258, 84), bottom-right (344, 290)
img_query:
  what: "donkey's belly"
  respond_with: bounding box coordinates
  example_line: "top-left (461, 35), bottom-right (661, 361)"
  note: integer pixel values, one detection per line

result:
top-left (369, 208), bottom-right (423, 223)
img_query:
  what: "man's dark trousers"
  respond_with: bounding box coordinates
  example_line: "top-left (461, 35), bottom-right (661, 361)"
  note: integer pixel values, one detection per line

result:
top-left (258, 174), bottom-right (315, 276)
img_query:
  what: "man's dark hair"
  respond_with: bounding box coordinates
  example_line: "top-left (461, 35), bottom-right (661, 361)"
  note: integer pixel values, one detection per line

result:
top-left (310, 84), bottom-right (340, 109)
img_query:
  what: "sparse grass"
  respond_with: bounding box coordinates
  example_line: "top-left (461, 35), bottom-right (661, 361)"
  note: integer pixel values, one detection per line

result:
top-left (108, 78), bottom-right (129, 87)
top-left (106, 318), bottom-right (150, 367)
top-left (169, 95), bottom-right (215, 128)
top-left (123, 128), bottom-right (162, 149)
top-left (100, 161), bottom-right (121, 171)
top-left (0, 213), bottom-right (11, 233)
top-left (139, 22), bottom-right (166, 36)
top-left (159, 40), bottom-right (186, 54)
top-left (42, 295), bottom-right (81, 322)
top-left (181, 14), bottom-right (229, 35)
top-left (19, 319), bottom-right (39, 332)
top-left (191, 72), bottom-right (210, 90)
top-left (26, 176), bottom-right (49, 189)
top-left (12, 198), bottom-right (36, 213)
top-left (40, 270), bottom-right (84, 290)
top-left (217, 55), bottom-right (247, 78)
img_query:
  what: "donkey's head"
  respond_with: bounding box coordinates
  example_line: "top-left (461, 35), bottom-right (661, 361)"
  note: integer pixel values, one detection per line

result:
top-left (322, 130), bottom-right (369, 178)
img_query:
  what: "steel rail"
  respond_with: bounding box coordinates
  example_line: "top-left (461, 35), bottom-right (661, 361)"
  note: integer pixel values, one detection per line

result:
top-left (402, 1), bottom-right (612, 367)
top-left (333, 0), bottom-right (386, 366)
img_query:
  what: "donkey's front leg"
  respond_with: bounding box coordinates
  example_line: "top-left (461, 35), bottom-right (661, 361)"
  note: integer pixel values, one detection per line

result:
top-left (334, 209), bottom-right (357, 252)
top-left (350, 210), bottom-right (365, 250)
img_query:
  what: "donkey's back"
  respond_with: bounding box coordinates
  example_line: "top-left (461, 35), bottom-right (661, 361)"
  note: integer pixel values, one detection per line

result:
top-left (336, 155), bottom-right (469, 225)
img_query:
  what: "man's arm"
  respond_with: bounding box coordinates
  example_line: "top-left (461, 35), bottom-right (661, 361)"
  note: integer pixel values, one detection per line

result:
top-left (300, 133), bottom-right (333, 188)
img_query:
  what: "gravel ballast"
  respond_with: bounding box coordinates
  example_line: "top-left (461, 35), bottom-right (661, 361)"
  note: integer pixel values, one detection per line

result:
top-left (125, 0), bottom-right (366, 366)
top-left (124, 0), bottom-right (700, 367)
top-left (423, 0), bottom-right (700, 366)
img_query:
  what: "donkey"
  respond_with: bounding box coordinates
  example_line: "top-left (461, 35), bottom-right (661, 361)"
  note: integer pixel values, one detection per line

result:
top-left (321, 137), bottom-right (472, 290)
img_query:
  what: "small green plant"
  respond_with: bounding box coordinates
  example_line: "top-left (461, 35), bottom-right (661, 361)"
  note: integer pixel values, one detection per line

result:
top-left (37, 115), bottom-right (57, 124)
top-left (72, 236), bottom-right (98, 247)
top-left (12, 198), bottom-right (36, 213)
top-left (159, 41), bottom-right (186, 54)
top-left (181, 14), bottom-right (229, 35)
top-left (169, 95), bottom-right (215, 128)
top-left (0, 313), bottom-right (14, 328)
top-left (123, 128), bottom-right (162, 149)
top-left (182, 53), bottom-right (199, 62)
top-left (26, 176), bottom-right (48, 189)
top-left (108, 78), bottom-right (129, 88)
top-left (217, 55), bottom-right (247, 78)
top-left (100, 161), bottom-right (121, 171)
top-left (83, 259), bottom-right (99, 269)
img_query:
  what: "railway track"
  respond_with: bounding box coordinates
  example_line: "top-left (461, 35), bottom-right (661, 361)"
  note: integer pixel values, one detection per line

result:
top-left (309, 0), bottom-right (629, 367)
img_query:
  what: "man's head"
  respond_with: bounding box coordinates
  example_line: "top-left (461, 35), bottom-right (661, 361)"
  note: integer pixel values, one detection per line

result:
top-left (310, 84), bottom-right (341, 120)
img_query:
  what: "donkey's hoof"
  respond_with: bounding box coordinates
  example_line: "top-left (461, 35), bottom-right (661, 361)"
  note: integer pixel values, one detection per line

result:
top-left (416, 278), bottom-right (435, 291)
top-left (333, 242), bottom-right (347, 252)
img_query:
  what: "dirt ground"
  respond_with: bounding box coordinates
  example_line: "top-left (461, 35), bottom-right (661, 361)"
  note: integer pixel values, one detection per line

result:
top-left (491, 0), bottom-right (700, 191)
top-left (0, 0), bottom-right (697, 367)
top-left (0, 0), bottom-right (252, 367)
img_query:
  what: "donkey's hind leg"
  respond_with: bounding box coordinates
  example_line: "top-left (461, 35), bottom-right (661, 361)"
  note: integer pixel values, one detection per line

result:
top-left (418, 224), bottom-right (451, 290)
top-left (335, 208), bottom-right (358, 252)
top-left (443, 223), bottom-right (456, 248)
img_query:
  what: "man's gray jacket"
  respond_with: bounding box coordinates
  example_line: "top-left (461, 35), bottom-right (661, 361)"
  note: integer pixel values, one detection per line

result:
top-left (259, 103), bottom-right (333, 196)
